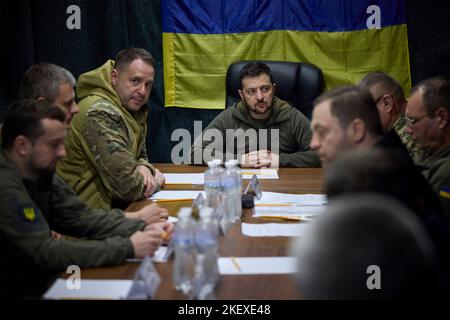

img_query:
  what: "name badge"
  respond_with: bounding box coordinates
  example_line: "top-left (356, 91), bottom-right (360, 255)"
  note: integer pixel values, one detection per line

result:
top-left (126, 256), bottom-right (161, 299)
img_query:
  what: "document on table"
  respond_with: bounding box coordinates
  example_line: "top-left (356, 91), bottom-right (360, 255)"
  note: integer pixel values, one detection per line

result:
top-left (164, 173), bottom-right (204, 185)
top-left (241, 169), bottom-right (279, 180)
top-left (241, 222), bottom-right (310, 237)
top-left (256, 192), bottom-right (327, 205)
top-left (43, 279), bottom-right (133, 300)
top-left (148, 190), bottom-right (205, 200)
top-left (254, 205), bottom-right (325, 219)
top-left (218, 257), bottom-right (297, 275)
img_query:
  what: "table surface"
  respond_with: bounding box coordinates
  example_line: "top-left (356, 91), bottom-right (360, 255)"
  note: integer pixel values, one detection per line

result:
top-left (78, 164), bottom-right (325, 300)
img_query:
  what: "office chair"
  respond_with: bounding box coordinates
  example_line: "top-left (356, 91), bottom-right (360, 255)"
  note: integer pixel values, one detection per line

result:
top-left (225, 60), bottom-right (324, 119)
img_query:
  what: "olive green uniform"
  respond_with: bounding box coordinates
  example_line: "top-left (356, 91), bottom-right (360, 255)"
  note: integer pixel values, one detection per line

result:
top-left (416, 144), bottom-right (450, 221)
top-left (190, 97), bottom-right (320, 167)
top-left (0, 151), bottom-right (145, 299)
top-left (56, 60), bottom-right (158, 210)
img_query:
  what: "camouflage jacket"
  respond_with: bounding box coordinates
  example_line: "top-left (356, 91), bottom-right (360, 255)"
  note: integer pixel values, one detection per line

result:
top-left (0, 151), bottom-right (145, 299)
top-left (393, 115), bottom-right (421, 160)
top-left (57, 60), bottom-right (157, 210)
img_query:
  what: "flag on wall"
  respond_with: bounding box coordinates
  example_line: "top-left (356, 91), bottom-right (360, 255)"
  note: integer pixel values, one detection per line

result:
top-left (162, 0), bottom-right (410, 109)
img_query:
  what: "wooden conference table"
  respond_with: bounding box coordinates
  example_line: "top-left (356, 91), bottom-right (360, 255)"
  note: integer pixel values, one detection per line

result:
top-left (79, 164), bottom-right (324, 300)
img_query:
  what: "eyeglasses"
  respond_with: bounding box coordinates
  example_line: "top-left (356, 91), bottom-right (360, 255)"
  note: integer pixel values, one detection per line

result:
top-left (404, 114), bottom-right (428, 126)
top-left (374, 94), bottom-right (393, 104)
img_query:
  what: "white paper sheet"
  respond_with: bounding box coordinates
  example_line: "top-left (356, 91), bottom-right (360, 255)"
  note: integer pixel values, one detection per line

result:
top-left (164, 173), bottom-right (204, 185)
top-left (149, 190), bottom-right (205, 200)
top-left (44, 279), bottom-right (133, 300)
top-left (254, 205), bottom-right (325, 221)
top-left (241, 169), bottom-right (279, 180)
top-left (218, 257), bottom-right (297, 275)
top-left (255, 192), bottom-right (327, 205)
top-left (241, 222), bottom-right (310, 237)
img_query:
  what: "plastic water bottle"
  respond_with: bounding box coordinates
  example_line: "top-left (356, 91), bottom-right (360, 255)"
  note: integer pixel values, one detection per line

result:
top-left (204, 159), bottom-right (223, 210)
top-left (223, 160), bottom-right (237, 222)
top-left (173, 207), bottom-right (197, 295)
top-left (225, 159), bottom-right (242, 222)
top-left (195, 207), bottom-right (219, 287)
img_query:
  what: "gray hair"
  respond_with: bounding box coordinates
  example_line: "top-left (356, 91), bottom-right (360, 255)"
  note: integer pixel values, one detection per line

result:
top-left (18, 63), bottom-right (76, 104)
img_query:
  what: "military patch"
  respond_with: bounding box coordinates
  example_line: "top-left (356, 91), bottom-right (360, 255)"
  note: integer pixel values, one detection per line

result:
top-left (439, 186), bottom-right (450, 200)
top-left (18, 204), bottom-right (40, 223)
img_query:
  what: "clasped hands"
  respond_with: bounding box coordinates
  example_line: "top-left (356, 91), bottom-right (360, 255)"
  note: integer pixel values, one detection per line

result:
top-left (240, 150), bottom-right (279, 168)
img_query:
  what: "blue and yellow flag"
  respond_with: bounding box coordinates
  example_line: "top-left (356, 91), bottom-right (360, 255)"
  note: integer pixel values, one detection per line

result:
top-left (162, 0), bottom-right (411, 109)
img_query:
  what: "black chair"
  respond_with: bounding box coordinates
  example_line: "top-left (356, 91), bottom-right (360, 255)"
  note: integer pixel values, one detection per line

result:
top-left (225, 60), bottom-right (324, 119)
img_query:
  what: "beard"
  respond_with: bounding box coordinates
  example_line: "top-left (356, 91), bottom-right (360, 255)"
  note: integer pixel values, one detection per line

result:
top-left (28, 158), bottom-right (56, 190)
top-left (245, 97), bottom-right (274, 116)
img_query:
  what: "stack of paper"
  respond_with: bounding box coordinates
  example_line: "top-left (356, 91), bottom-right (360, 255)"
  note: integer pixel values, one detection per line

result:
top-left (164, 173), bottom-right (204, 185)
top-left (149, 190), bottom-right (205, 201)
top-left (255, 192), bottom-right (327, 205)
top-left (241, 169), bottom-right (279, 180)
top-left (241, 222), bottom-right (310, 237)
top-left (218, 257), bottom-right (296, 275)
top-left (44, 279), bottom-right (133, 300)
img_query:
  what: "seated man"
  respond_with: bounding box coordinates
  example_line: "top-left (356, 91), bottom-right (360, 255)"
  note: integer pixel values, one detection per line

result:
top-left (57, 48), bottom-right (165, 210)
top-left (324, 149), bottom-right (450, 290)
top-left (190, 62), bottom-right (320, 168)
top-left (0, 100), bottom-right (172, 299)
top-left (0, 63), bottom-right (80, 139)
top-left (310, 85), bottom-right (410, 168)
top-left (359, 71), bottom-right (420, 159)
top-left (18, 62), bottom-right (80, 125)
top-left (405, 77), bottom-right (450, 220)
top-left (291, 193), bottom-right (443, 299)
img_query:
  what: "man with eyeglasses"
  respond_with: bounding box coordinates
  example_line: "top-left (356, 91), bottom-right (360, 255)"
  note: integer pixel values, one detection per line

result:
top-left (405, 77), bottom-right (450, 220)
top-left (359, 71), bottom-right (420, 159)
top-left (190, 62), bottom-right (320, 168)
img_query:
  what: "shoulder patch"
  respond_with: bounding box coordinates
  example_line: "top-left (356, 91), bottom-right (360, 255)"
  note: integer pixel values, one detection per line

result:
top-left (439, 186), bottom-right (450, 200)
top-left (18, 204), bottom-right (40, 223)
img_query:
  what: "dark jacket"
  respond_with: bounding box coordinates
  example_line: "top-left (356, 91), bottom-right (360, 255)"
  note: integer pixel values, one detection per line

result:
top-left (0, 151), bottom-right (145, 299)
top-left (190, 97), bottom-right (320, 167)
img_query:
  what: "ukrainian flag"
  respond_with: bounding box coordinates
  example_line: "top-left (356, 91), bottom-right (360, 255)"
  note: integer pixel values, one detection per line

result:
top-left (162, 0), bottom-right (410, 109)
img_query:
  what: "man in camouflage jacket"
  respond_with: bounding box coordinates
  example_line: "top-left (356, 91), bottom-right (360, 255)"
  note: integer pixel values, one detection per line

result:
top-left (57, 48), bottom-right (165, 210)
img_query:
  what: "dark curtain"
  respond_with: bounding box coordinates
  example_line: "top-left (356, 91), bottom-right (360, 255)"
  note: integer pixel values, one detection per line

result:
top-left (0, 0), bottom-right (449, 163)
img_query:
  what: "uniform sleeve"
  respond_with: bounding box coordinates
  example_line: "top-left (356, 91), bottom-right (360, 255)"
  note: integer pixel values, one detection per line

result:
top-left (82, 106), bottom-right (147, 202)
top-left (190, 110), bottom-right (237, 165)
top-left (279, 110), bottom-right (321, 167)
top-left (428, 161), bottom-right (450, 222)
top-left (0, 176), bottom-right (138, 272)
top-left (49, 175), bottom-right (146, 240)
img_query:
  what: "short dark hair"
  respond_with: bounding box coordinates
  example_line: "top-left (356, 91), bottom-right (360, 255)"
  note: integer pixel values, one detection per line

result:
top-left (114, 48), bottom-right (155, 71)
top-left (1, 99), bottom-right (66, 150)
top-left (18, 63), bottom-right (76, 104)
top-left (239, 62), bottom-right (274, 89)
top-left (314, 86), bottom-right (383, 137)
top-left (359, 71), bottom-right (406, 103)
top-left (411, 77), bottom-right (450, 116)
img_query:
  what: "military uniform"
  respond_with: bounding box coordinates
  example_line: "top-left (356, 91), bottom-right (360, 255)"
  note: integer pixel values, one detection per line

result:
top-left (0, 151), bottom-right (145, 299)
top-left (416, 144), bottom-right (450, 222)
top-left (56, 60), bottom-right (159, 210)
top-left (190, 97), bottom-right (320, 167)
top-left (392, 115), bottom-right (422, 160)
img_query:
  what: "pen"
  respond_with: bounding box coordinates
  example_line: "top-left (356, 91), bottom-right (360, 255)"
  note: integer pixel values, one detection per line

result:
top-left (231, 256), bottom-right (241, 272)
